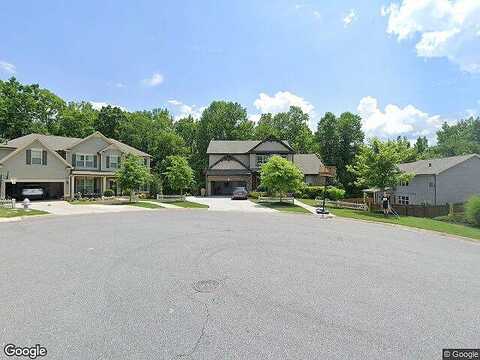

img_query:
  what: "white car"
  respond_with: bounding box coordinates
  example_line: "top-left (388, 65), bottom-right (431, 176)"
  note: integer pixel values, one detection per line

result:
top-left (21, 187), bottom-right (45, 199)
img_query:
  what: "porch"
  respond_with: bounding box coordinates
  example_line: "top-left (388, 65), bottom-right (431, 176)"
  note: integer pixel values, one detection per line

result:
top-left (70, 174), bottom-right (119, 198)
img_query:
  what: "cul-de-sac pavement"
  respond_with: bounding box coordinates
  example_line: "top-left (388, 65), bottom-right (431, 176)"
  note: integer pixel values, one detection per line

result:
top-left (1, 209), bottom-right (478, 359)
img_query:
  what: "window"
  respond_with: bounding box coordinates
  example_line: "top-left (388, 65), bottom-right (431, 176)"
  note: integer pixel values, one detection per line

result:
top-left (76, 154), bottom-right (96, 168)
top-left (109, 155), bottom-right (119, 169)
top-left (77, 178), bottom-right (94, 194)
top-left (255, 154), bottom-right (288, 167)
top-left (398, 196), bottom-right (410, 205)
top-left (31, 149), bottom-right (42, 165)
top-left (399, 180), bottom-right (409, 187)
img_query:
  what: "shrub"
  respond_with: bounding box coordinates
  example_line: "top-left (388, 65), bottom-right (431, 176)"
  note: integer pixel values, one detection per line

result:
top-left (249, 191), bottom-right (265, 199)
top-left (103, 189), bottom-right (114, 197)
top-left (303, 186), bottom-right (324, 199)
top-left (327, 187), bottom-right (346, 200)
top-left (465, 195), bottom-right (480, 226)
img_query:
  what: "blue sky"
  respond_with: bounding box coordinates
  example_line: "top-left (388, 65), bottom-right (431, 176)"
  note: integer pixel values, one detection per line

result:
top-left (1, 0), bottom-right (479, 141)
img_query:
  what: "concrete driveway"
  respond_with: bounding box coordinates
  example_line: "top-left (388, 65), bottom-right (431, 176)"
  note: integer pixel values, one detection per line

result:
top-left (27, 200), bottom-right (145, 216)
top-left (187, 196), bottom-right (277, 212)
top-left (0, 211), bottom-right (478, 359)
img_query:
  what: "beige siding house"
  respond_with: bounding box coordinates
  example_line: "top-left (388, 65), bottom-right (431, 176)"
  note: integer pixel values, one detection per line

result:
top-left (0, 132), bottom-right (150, 200)
top-left (205, 139), bottom-right (325, 195)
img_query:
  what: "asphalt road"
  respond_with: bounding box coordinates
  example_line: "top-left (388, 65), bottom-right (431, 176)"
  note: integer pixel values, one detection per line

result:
top-left (1, 211), bottom-right (479, 359)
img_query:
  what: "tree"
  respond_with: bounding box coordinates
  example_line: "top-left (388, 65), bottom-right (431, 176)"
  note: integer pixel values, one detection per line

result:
top-left (94, 105), bottom-right (126, 139)
top-left (174, 115), bottom-right (198, 150)
top-left (260, 156), bottom-right (304, 200)
top-left (254, 106), bottom-right (315, 153)
top-left (56, 101), bottom-right (96, 138)
top-left (433, 118), bottom-right (480, 156)
top-left (414, 136), bottom-right (429, 156)
top-left (0, 77), bottom-right (65, 139)
top-left (316, 112), bottom-right (339, 166)
top-left (162, 155), bottom-right (194, 195)
top-left (348, 138), bottom-right (414, 191)
top-left (115, 154), bottom-right (152, 202)
top-left (316, 111), bottom-right (365, 195)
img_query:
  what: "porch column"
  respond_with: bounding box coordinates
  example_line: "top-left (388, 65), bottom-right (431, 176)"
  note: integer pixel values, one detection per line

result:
top-left (102, 177), bottom-right (107, 194)
top-left (70, 176), bottom-right (75, 198)
top-left (0, 180), bottom-right (5, 200)
top-left (207, 180), bottom-right (212, 196)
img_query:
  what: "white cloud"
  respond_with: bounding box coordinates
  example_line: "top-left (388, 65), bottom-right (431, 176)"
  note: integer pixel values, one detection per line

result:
top-left (343, 9), bottom-right (357, 27)
top-left (90, 101), bottom-right (127, 111)
top-left (142, 72), bottom-right (164, 87)
top-left (313, 11), bottom-right (321, 19)
top-left (382, 0), bottom-right (480, 73)
top-left (357, 96), bottom-right (445, 140)
top-left (248, 114), bottom-right (262, 123)
top-left (114, 82), bottom-right (126, 88)
top-left (253, 91), bottom-right (315, 116)
top-left (0, 60), bottom-right (16, 74)
top-left (167, 99), bottom-right (204, 120)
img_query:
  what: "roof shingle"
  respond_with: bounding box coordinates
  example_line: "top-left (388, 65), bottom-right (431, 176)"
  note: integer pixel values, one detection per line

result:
top-left (398, 154), bottom-right (480, 175)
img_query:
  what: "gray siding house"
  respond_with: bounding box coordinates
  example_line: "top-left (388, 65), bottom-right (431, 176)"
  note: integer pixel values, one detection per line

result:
top-left (205, 139), bottom-right (325, 195)
top-left (0, 132), bottom-right (150, 200)
top-left (391, 154), bottom-right (480, 205)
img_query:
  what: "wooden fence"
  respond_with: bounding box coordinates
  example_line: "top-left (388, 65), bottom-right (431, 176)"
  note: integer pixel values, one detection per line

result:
top-left (156, 194), bottom-right (186, 202)
top-left (258, 196), bottom-right (295, 204)
top-left (319, 199), bottom-right (368, 211)
top-left (370, 203), bottom-right (451, 218)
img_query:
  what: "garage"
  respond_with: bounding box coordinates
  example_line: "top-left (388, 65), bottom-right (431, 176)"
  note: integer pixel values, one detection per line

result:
top-left (6, 182), bottom-right (65, 200)
top-left (211, 181), bottom-right (247, 196)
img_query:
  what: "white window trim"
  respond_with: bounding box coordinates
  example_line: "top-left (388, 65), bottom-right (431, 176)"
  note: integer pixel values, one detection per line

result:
top-left (255, 153), bottom-right (288, 167)
top-left (109, 155), bottom-right (119, 169)
top-left (76, 153), bottom-right (96, 168)
top-left (30, 148), bottom-right (43, 166)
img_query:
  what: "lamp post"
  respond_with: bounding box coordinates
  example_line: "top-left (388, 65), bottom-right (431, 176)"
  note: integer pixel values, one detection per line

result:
top-left (316, 166), bottom-right (336, 215)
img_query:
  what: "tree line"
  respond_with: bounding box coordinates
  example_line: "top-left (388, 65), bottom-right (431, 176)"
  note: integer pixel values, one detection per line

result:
top-left (1, 77), bottom-right (479, 196)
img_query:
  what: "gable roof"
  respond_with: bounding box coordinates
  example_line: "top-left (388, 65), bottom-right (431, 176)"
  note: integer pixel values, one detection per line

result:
top-left (206, 139), bottom-right (292, 154)
top-left (6, 133), bottom-right (150, 157)
top-left (398, 154), bottom-right (480, 175)
top-left (293, 154), bottom-right (324, 175)
top-left (0, 137), bottom-right (72, 168)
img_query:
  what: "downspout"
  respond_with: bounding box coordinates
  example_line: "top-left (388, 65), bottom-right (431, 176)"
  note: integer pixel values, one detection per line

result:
top-left (434, 174), bottom-right (437, 206)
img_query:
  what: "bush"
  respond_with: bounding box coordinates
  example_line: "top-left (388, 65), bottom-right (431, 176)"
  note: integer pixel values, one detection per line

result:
top-left (302, 186), bottom-right (324, 199)
top-left (327, 187), bottom-right (346, 200)
top-left (103, 189), bottom-right (114, 197)
top-left (465, 195), bottom-right (480, 226)
top-left (249, 191), bottom-right (265, 199)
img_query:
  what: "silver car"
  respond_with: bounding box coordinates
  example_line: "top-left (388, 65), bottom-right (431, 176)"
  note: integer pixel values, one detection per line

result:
top-left (231, 187), bottom-right (248, 200)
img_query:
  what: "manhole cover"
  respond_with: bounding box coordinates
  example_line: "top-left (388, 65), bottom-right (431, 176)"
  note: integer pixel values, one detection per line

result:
top-left (192, 280), bottom-right (220, 293)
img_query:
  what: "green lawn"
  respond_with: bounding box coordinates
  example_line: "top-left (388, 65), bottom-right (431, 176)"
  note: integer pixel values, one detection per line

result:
top-left (299, 199), bottom-right (480, 241)
top-left (168, 200), bottom-right (209, 208)
top-left (125, 201), bottom-right (163, 209)
top-left (0, 208), bottom-right (48, 218)
top-left (251, 200), bottom-right (311, 214)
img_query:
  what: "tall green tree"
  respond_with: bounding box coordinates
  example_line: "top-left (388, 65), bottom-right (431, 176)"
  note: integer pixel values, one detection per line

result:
top-left (260, 155), bottom-right (304, 200)
top-left (56, 101), bottom-right (96, 138)
top-left (433, 118), bottom-right (480, 156)
top-left (0, 77), bottom-right (65, 139)
top-left (254, 106), bottom-right (315, 153)
top-left (116, 154), bottom-right (152, 202)
top-left (174, 115), bottom-right (198, 150)
top-left (94, 105), bottom-right (126, 139)
top-left (316, 112), bottom-right (339, 165)
top-left (413, 136), bottom-right (429, 156)
top-left (162, 155), bottom-right (194, 195)
top-left (348, 138), bottom-right (414, 191)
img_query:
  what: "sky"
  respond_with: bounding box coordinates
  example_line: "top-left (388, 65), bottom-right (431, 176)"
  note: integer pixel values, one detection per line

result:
top-left (1, 0), bottom-right (480, 142)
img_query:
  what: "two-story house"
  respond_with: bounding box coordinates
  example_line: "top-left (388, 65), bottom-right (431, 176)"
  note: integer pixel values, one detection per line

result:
top-left (391, 154), bottom-right (480, 205)
top-left (205, 139), bottom-right (325, 196)
top-left (0, 131), bottom-right (150, 200)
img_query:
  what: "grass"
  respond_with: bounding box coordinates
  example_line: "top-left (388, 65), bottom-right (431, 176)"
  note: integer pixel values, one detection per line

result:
top-left (251, 199), bottom-right (311, 214)
top-left (299, 199), bottom-right (480, 241)
top-left (124, 201), bottom-right (163, 209)
top-left (167, 200), bottom-right (209, 208)
top-left (0, 207), bottom-right (48, 218)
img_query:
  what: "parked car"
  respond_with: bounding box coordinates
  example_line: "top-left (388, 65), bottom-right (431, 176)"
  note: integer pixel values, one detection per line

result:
top-left (231, 187), bottom-right (248, 200)
top-left (21, 186), bottom-right (45, 200)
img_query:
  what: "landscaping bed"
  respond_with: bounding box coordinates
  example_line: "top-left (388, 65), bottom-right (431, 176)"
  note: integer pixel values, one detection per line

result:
top-left (151, 199), bottom-right (209, 208)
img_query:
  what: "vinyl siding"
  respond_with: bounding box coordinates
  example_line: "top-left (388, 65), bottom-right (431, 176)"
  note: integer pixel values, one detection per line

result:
top-left (436, 156), bottom-right (480, 204)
